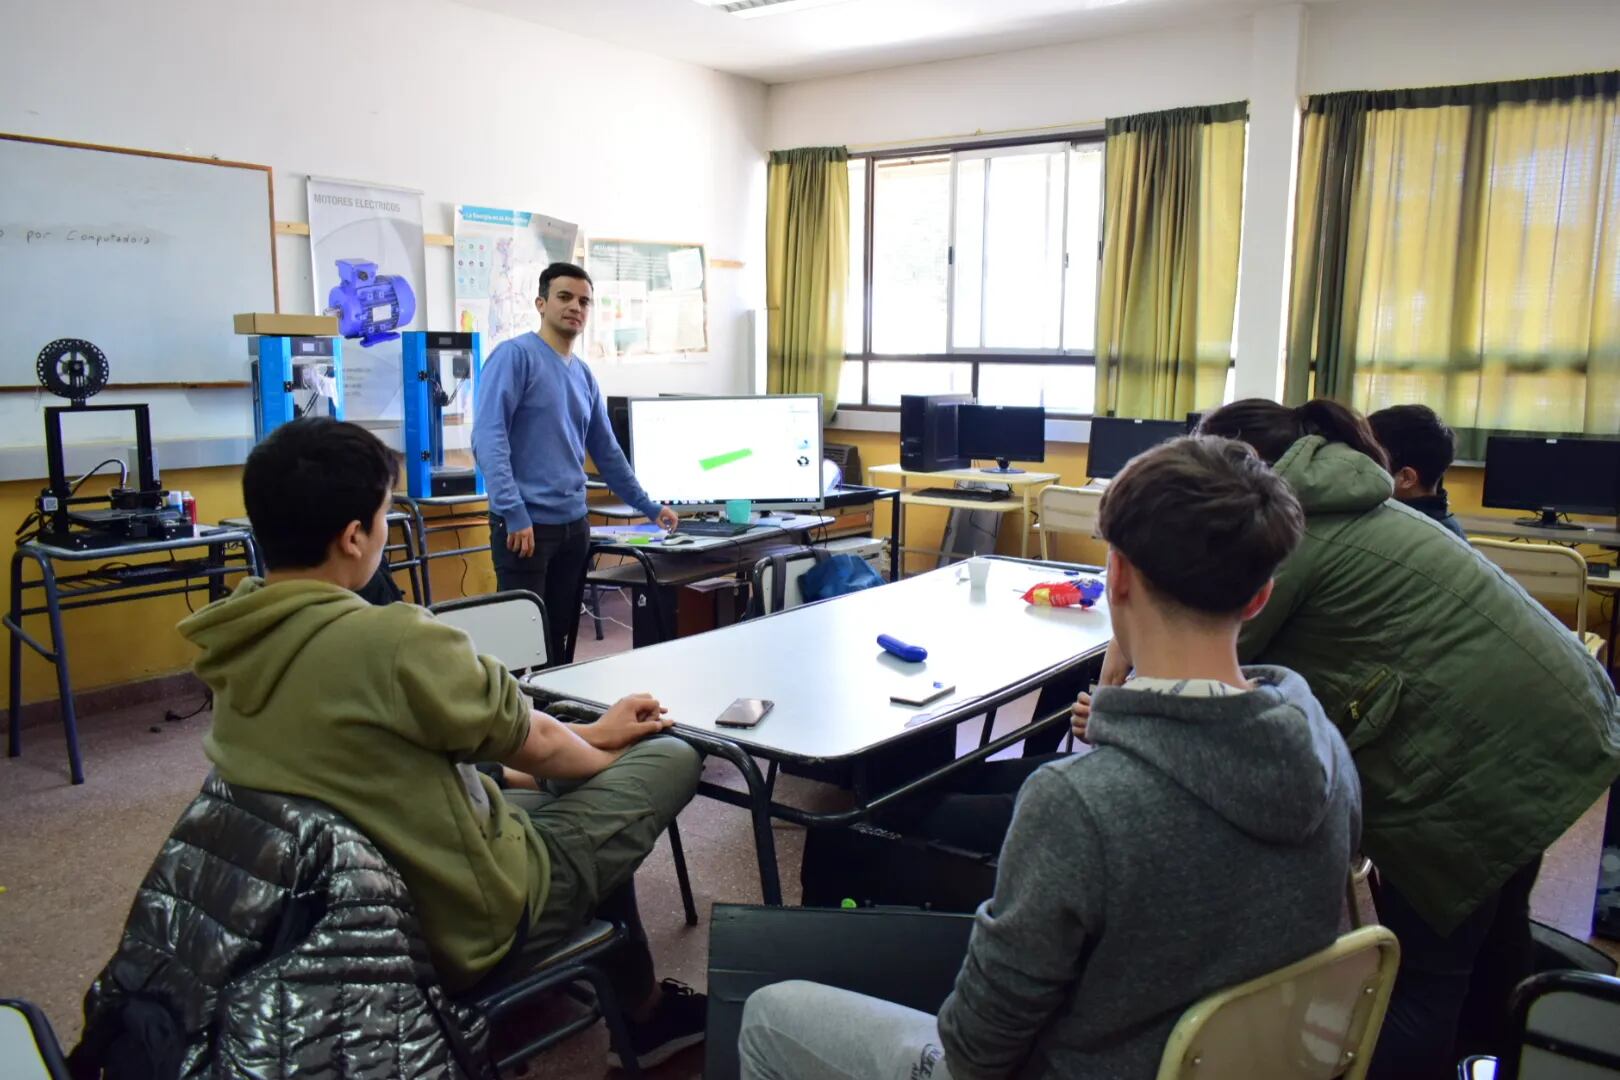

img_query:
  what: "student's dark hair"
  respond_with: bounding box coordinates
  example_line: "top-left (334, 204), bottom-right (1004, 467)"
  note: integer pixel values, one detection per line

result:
top-left (1367, 404), bottom-right (1455, 489)
top-left (242, 418), bottom-right (399, 571)
top-left (1098, 436), bottom-right (1305, 616)
top-left (1196, 398), bottom-right (1390, 471)
top-left (538, 262), bottom-right (593, 299)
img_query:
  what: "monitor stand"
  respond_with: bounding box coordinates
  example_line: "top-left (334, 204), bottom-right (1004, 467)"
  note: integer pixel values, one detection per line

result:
top-left (1516, 508), bottom-right (1583, 531)
top-left (981, 458), bottom-right (1025, 475)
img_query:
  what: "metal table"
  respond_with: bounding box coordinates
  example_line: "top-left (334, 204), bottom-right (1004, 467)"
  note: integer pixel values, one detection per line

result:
top-left (222, 512), bottom-right (427, 604)
top-left (392, 493), bottom-right (493, 607)
top-left (5, 527), bottom-right (259, 783)
top-left (526, 555), bottom-right (1110, 903)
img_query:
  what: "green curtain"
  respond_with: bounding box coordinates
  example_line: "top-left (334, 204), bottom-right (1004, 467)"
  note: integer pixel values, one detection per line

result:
top-left (766, 147), bottom-right (849, 422)
top-left (1288, 71), bottom-right (1620, 454)
top-left (1095, 102), bottom-right (1247, 420)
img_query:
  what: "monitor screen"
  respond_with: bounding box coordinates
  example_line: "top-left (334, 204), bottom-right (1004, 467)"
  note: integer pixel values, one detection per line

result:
top-left (1088, 417), bottom-right (1186, 479)
top-left (957, 405), bottom-right (1046, 463)
top-left (1483, 436), bottom-right (1620, 517)
top-left (628, 395), bottom-right (824, 508)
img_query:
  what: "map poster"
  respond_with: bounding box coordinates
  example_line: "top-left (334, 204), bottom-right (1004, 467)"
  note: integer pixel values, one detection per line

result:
top-left (307, 176), bottom-right (425, 423)
top-left (585, 238), bottom-right (708, 362)
top-left (453, 205), bottom-right (580, 349)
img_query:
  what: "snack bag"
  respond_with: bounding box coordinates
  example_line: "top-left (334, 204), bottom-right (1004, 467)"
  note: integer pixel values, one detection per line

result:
top-left (1021, 577), bottom-right (1104, 609)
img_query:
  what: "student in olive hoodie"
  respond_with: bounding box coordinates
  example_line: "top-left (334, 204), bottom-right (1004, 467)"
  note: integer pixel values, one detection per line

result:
top-left (1196, 399), bottom-right (1620, 1078)
top-left (739, 437), bottom-right (1361, 1080)
top-left (179, 418), bottom-right (707, 1070)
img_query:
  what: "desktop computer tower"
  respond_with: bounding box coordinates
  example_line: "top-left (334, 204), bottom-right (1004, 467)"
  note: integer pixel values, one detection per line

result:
top-left (900, 394), bottom-right (973, 471)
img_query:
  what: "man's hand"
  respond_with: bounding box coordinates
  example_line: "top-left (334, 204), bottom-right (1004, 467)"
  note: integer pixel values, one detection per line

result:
top-left (656, 505), bottom-right (680, 532)
top-left (581, 692), bottom-right (674, 751)
top-left (1099, 638), bottom-right (1131, 687)
top-left (1071, 692), bottom-right (1093, 743)
top-left (507, 525), bottom-right (535, 558)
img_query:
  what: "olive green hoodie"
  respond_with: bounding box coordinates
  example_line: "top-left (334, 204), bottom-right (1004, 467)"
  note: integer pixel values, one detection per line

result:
top-left (1240, 436), bottom-right (1620, 934)
top-left (178, 578), bottom-right (546, 991)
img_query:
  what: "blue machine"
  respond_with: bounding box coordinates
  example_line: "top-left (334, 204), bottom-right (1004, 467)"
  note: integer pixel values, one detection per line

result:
top-left (402, 330), bottom-right (483, 498)
top-left (252, 335), bottom-right (343, 441)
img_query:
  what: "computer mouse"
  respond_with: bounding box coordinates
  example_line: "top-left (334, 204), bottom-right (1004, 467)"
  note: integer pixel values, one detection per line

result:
top-left (663, 534), bottom-right (694, 545)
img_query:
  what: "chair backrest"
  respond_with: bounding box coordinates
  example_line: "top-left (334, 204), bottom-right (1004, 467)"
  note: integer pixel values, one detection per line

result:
top-left (1503, 970), bottom-right (1620, 1080)
top-left (751, 548), bottom-right (821, 616)
top-left (1470, 539), bottom-right (1590, 635)
top-left (430, 590), bottom-right (549, 675)
top-left (1038, 485), bottom-right (1103, 560)
top-left (0, 1000), bottom-right (69, 1080)
top-left (1155, 925), bottom-right (1400, 1080)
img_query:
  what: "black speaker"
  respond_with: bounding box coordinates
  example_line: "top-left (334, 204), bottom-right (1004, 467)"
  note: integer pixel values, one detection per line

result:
top-left (900, 394), bottom-right (972, 471)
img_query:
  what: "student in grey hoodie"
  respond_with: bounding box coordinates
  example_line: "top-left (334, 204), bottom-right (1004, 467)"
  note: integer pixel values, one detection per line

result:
top-left (738, 436), bottom-right (1362, 1080)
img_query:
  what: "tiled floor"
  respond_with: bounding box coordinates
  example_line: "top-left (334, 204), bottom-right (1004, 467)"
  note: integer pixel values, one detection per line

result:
top-left (1, 587), bottom-right (1614, 1078)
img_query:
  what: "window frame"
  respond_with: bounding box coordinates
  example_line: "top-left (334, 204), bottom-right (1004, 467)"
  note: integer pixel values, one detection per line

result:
top-left (844, 129), bottom-right (1107, 416)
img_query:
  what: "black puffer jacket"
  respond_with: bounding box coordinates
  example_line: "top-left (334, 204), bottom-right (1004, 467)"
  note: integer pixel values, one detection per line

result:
top-left (69, 773), bottom-right (490, 1079)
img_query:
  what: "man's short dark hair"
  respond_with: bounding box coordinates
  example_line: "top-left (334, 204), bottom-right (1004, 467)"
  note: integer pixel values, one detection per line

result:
top-left (1098, 436), bottom-right (1305, 617)
top-left (1367, 404), bottom-right (1456, 489)
top-left (243, 418), bottom-right (399, 571)
top-left (538, 262), bottom-right (593, 299)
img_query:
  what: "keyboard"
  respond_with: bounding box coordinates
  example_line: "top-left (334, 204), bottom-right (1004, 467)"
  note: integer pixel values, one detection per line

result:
top-left (911, 486), bottom-right (1010, 503)
top-left (677, 520), bottom-right (754, 538)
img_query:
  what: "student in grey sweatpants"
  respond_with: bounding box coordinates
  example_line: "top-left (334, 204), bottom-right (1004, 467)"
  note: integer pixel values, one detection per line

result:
top-left (739, 436), bottom-right (1363, 1080)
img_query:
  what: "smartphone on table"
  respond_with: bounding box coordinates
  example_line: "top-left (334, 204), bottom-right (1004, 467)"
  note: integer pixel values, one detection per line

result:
top-left (716, 697), bottom-right (774, 729)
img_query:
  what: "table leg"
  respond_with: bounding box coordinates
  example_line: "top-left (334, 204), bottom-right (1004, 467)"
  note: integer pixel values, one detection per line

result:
top-left (1609, 589), bottom-right (1618, 682)
top-left (7, 549), bottom-right (24, 758)
top-left (1020, 490), bottom-right (1031, 559)
top-left (894, 495), bottom-right (907, 586)
top-left (36, 557), bottom-right (83, 785)
top-left (683, 733), bottom-right (783, 906)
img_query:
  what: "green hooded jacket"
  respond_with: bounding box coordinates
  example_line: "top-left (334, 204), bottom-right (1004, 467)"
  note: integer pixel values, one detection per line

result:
top-left (178, 578), bottom-right (545, 991)
top-left (1239, 436), bottom-right (1620, 934)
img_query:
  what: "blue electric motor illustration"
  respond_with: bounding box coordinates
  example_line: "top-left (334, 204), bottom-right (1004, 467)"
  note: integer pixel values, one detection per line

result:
top-left (327, 258), bottom-right (416, 347)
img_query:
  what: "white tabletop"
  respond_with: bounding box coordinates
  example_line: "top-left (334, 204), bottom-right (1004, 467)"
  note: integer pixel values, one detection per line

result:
top-left (870, 463), bottom-right (1060, 488)
top-left (22, 526), bottom-right (254, 561)
top-left (527, 559), bottom-right (1111, 762)
top-left (397, 493), bottom-right (490, 507)
top-left (1458, 514), bottom-right (1620, 547)
top-left (590, 513), bottom-right (835, 554)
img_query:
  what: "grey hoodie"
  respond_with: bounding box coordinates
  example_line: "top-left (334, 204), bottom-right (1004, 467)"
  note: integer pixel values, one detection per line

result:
top-left (937, 666), bottom-right (1361, 1080)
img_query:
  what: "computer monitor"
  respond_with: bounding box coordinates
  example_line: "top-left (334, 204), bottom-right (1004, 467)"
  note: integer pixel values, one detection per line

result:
top-left (1482, 435), bottom-right (1620, 529)
top-left (628, 394), bottom-right (824, 511)
top-left (1087, 417), bottom-right (1186, 480)
top-left (956, 405), bottom-right (1046, 474)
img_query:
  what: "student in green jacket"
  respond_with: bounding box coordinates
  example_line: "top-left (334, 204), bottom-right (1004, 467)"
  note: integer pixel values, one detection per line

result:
top-left (180, 418), bottom-right (708, 1069)
top-left (1178, 398), bottom-right (1620, 1078)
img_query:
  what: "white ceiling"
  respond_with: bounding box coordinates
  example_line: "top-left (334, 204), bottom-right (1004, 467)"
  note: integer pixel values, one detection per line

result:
top-left (458, 0), bottom-right (1332, 84)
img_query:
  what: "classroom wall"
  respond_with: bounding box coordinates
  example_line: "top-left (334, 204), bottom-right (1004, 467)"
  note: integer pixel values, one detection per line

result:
top-left (0, 0), bottom-right (769, 707)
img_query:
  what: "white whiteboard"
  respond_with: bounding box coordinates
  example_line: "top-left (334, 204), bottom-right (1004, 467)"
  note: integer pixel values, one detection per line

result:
top-left (0, 135), bottom-right (276, 453)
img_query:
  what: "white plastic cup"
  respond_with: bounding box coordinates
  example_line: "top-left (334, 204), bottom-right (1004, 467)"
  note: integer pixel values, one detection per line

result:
top-left (968, 557), bottom-right (991, 590)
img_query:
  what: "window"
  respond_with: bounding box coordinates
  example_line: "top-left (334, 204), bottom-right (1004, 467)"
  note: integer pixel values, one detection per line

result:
top-left (841, 136), bottom-right (1105, 414)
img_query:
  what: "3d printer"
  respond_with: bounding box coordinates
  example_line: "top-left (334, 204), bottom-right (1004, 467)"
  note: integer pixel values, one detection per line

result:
top-left (26, 339), bottom-right (190, 550)
top-left (252, 334), bottom-right (344, 440)
top-left (402, 330), bottom-right (483, 498)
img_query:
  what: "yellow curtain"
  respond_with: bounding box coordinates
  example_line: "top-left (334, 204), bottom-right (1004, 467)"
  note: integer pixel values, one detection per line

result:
top-left (1096, 103), bottom-right (1246, 420)
top-left (766, 147), bottom-right (849, 422)
top-left (1288, 73), bottom-right (1620, 451)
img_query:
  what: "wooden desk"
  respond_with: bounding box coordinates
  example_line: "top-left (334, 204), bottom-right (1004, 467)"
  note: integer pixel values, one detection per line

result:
top-left (1457, 514), bottom-right (1620, 548)
top-left (869, 464), bottom-right (1058, 575)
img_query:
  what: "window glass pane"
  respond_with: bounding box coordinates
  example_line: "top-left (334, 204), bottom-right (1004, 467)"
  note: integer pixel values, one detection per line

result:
top-left (866, 361), bottom-right (971, 406)
top-left (846, 159), bottom-right (866, 356)
top-left (951, 157), bottom-right (985, 349)
top-left (1063, 143), bottom-right (1104, 353)
top-left (838, 359), bottom-right (864, 405)
top-left (981, 149), bottom-right (1067, 350)
top-left (977, 363), bottom-right (1094, 415)
top-left (872, 157), bottom-right (950, 353)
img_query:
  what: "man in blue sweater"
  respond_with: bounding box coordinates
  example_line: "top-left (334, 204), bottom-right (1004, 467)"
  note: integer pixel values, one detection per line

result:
top-left (473, 263), bottom-right (677, 661)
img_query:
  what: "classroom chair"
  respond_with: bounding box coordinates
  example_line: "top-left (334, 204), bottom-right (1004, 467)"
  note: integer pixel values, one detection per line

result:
top-left (430, 590), bottom-right (698, 928)
top-left (1458, 970), bottom-right (1620, 1080)
top-left (1154, 925), bottom-right (1400, 1080)
top-left (749, 546), bottom-right (819, 616)
top-left (0, 999), bottom-right (70, 1079)
top-left (1036, 484), bottom-right (1103, 561)
top-left (1469, 540), bottom-right (1606, 660)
